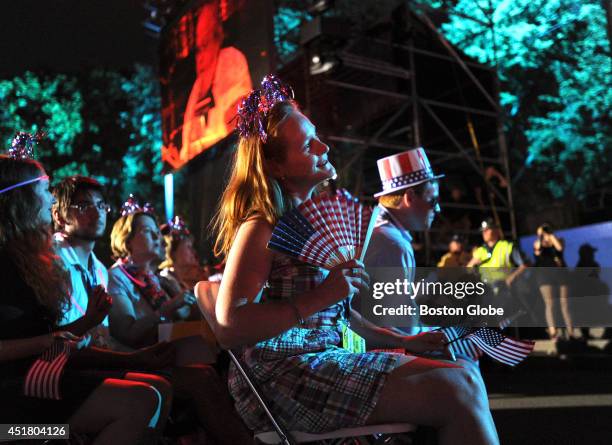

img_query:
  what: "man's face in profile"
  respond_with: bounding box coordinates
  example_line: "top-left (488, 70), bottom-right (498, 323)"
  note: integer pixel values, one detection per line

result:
top-left (194, 2), bottom-right (223, 90)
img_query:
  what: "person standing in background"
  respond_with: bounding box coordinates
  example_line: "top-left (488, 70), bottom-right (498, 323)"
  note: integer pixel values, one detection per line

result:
top-left (438, 234), bottom-right (472, 268)
top-left (533, 223), bottom-right (573, 340)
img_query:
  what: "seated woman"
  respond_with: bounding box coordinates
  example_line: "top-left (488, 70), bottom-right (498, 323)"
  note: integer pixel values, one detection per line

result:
top-left (203, 76), bottom-right (499, 445)
top-left (0, 150), bottom-right (172, 444)
top-left (107, 203), bottom-right (252, 444)
top-left (159, 216), bottom-right (208, 316)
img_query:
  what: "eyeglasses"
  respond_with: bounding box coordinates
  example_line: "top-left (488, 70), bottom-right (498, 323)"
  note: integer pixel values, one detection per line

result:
top-left (69, 201), bottom-right (111, 214)
top-left (423, 197), bottom-right (440, 209)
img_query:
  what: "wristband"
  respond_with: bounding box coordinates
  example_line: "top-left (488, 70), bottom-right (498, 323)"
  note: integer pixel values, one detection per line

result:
top-left (288, 300), bottom-right (305, 326)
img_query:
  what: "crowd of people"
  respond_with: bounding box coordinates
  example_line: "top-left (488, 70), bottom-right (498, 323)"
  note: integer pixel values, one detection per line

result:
top-left (6, 74), bottom-right (601, 444)
top-left (435, 218), bottom-right (607, 342)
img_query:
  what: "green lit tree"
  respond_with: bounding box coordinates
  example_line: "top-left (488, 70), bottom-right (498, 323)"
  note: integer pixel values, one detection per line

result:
top-left (435, 0), bottom-right (612, 199)
top-left (0, 65), bottom-right (164, 210)
top-left (274, 0), bottom-right (611, 201)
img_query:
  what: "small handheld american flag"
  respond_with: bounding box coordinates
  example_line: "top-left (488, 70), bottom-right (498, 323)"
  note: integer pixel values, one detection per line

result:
top-left (444, 326), bottom-right (534, 366)
top-left (24, 340), bottom-right (71, 400)
top-left (267, 189), bottom-right (380, 268)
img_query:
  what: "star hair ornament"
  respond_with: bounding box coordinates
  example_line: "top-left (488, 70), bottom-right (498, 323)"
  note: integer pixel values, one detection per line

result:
top-left (236, 75), bottom-right (294, 143)
top-left (9, 131), bottom-right (46, 159)
top-left (120, 194), bottom-right (155, 217)
top-left (160, 215), bottom-right (191, 237)
top-left (0, 131), bottom-right (49, 195)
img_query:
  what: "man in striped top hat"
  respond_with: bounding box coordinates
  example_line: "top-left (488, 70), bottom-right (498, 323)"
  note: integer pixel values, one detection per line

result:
top-left (363, 147), bottom-right (443, 334)
top-left (358, 147), bottom-right (484, 363)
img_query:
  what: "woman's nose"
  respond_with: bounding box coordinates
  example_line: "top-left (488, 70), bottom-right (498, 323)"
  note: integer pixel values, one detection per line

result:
top-left (315, 140), bottom-right (329, 155)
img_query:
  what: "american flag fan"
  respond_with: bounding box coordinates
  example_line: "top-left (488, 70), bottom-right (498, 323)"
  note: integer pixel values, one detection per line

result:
top-left (445, 326), bottom-right (535, 366)
top-left (267, 189), bottom-right (380, 268)
top-left (24, 340), bottom-right (71, 400)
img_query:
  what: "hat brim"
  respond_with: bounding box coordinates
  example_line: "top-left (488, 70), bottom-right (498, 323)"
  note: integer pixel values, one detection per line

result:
top-left (479, 225), bottom-right (500, 232)
top-left (374, 174), bottom-right (445, 198)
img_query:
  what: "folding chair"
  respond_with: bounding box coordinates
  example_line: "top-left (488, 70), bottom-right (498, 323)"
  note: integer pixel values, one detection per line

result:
top-left (195, 281), bottom-right (417, 445)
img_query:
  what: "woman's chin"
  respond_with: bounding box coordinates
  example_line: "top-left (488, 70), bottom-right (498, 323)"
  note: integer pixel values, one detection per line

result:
top-left (321, 164), bottom-right (337, 180)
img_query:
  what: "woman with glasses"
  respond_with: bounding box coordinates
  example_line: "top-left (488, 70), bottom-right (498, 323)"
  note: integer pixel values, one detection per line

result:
top-left (107, 203), bottom-right (253, 444)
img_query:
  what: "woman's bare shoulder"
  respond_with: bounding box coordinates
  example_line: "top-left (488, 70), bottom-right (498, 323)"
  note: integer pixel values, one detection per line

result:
top-left (237, 216), bottom-right (274, 242)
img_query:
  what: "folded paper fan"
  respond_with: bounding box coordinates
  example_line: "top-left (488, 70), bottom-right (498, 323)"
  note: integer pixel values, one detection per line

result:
top-left (267, 189), bottom-right (380, 268)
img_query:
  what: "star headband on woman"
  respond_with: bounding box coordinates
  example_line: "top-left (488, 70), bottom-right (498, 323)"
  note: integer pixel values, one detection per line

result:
top-left (169, 216), bottom-right (190, 235)
top-left (236, 74), bottom-right (294, 143)
top-left (0, 131), bottom-right (49, 195)
top-left (120, 194), bottom-right (155, 217)
top-left (160, 215), bottom-right (191, 237)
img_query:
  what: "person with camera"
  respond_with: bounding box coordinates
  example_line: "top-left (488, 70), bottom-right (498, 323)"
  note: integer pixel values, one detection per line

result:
top-left (533, 223), bottom-right (574, 340)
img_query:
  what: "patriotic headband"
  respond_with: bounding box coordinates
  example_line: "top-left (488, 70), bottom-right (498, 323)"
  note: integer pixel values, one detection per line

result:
top-left (236, 74), bottom-right (294, 143)
top-left (120, 194), bottom-right (155, 217)
top-left (0, 132), bottom-right (49, 195)
top-left (162, 215), bottom-right (191, 237)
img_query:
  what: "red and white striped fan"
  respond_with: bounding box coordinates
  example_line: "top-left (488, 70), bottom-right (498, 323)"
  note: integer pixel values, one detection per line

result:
top-left (267, 189), bottom-right (380, 268)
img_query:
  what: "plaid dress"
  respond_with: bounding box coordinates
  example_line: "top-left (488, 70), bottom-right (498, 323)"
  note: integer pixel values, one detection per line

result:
top-left (228, 254), bottom-right (401, 433)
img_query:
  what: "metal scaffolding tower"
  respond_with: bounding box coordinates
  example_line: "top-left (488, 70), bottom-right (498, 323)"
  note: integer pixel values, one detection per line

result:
top-left (277, 2), bottom-right (517, 264)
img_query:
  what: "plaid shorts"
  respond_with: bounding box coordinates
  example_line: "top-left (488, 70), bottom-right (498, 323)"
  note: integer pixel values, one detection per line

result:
top-left (228, 255), bottom-right (400, 433)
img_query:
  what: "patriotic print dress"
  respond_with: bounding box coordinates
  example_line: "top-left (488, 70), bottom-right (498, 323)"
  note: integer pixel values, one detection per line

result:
top-left (227, 254), bottom-right (402, 433)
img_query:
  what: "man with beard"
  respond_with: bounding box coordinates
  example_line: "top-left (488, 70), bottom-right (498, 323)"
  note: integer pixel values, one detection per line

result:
top-left (52, 176), bottom-right (115, 347)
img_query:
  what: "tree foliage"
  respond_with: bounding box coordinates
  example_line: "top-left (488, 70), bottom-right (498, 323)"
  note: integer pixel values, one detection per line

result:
top-left (275, 0), bottom-right (611, 199)
top-left (0, 64), bottom-right (163, 210)
top-left (436, 0), bottom-right (612, 198)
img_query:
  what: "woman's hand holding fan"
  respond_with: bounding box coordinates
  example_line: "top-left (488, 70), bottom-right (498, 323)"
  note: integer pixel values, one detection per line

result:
top-left (316, 259), bottom-right (370, 307)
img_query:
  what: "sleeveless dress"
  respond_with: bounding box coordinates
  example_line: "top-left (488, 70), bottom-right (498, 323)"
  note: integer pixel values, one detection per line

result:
top-left (227, 254), bottom-right (402, 433)
top-left (535, 245), bottom-right (567, 286)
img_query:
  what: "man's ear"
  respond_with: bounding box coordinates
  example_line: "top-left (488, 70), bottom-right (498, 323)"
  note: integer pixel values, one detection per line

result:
top-left (402, 189), bottom-right (414, 208)
top-left (52, 206), bottom-right (66, 231)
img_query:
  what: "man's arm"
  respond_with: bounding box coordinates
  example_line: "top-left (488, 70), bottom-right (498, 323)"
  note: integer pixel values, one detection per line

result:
top-left (506, 243), bottom-right (529, 286)
top-left (349, 308), bottom-right (406, 349)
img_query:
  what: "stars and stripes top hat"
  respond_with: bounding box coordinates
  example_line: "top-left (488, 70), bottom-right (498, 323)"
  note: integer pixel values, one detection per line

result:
top-left (374, 147), bottom-right (444, 198)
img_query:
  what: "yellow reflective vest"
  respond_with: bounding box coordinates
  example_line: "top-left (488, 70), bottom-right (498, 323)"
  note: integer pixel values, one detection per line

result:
top-left (472, 240), bottom-right (515, 283)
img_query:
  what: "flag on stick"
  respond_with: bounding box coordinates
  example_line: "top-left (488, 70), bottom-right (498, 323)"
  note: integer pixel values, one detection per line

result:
top-left (24, 341), bottom-right (71, 400)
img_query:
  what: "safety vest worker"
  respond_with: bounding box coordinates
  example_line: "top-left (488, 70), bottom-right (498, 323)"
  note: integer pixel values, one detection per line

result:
top-left (468, 218), bottom-right (528, 286)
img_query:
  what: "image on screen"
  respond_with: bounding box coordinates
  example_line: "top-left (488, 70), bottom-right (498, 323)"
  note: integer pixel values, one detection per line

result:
top-left (159, 0), bottom-right (273, 170)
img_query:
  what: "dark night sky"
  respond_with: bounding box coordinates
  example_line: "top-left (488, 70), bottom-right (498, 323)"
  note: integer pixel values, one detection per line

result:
top-left (0, 0), bottom-right (158, 77)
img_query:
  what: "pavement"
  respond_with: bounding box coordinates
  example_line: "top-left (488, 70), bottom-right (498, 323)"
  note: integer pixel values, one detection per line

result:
top-left (483, 338), bottom-right (612, 445)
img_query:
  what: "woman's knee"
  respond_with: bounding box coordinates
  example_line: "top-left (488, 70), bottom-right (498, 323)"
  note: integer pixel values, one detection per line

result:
top-left (126, 372), bottom-right (173, 404)
top-left (106, 380), bottom-right (163, 418)
top-left (439, 367), bottom-right (488, 412)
